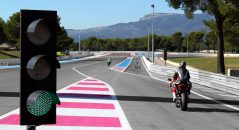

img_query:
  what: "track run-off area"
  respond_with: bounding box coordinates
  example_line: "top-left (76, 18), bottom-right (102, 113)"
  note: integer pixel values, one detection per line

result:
top-left (0, 54), bottom-right (239, 130)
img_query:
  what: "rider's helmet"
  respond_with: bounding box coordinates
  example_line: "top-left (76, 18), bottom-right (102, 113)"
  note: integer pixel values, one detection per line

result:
top-left (179, 61), bottom-right (186, 68)
top-left (108, 57), bottom-right (112, 61)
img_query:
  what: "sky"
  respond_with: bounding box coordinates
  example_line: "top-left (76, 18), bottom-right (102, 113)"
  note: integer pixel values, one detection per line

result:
top-left (0, 0), bottom-right (187, 29)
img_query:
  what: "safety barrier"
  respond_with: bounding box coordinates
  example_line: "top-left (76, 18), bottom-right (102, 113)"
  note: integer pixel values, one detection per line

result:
top-left (142, 56), bottom-right (239, 96)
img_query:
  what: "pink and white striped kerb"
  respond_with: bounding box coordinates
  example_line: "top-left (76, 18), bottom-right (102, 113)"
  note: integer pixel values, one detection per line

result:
top-left (0, 78), bottom-right (131, 130)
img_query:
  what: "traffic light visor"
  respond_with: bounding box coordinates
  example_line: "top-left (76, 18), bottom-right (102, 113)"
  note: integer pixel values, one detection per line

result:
top-left (27, 90), bottom-right (60, 116)
top-left (27, 55), bottom-right (52, 80)
top-left (27, 19), bottom-right (51, 46)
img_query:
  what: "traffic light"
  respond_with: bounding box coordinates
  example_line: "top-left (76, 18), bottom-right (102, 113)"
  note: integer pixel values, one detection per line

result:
top-left (20, 10), bottom-right (60, 125)
top-left (163, 48), bottom-right (167, 61)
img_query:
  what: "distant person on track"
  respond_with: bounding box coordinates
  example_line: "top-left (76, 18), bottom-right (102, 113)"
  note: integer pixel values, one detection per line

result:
top-left (170, 61), bottom-right (192, 102)
top-left (107, 57), bottom-right (112, 66)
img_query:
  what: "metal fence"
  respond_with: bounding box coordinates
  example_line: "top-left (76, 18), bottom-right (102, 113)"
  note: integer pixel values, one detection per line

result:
top-left (150, 65), bottom-right (239, 96)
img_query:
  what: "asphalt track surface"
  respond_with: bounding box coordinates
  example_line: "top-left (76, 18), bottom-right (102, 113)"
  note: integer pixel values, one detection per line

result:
top-left (0, 56), bottom-right (239, 130)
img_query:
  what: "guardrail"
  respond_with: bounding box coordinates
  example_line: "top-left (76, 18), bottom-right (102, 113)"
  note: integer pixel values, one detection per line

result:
top-left (0, 54), bottom-right (94, 66)
top-left (57, 53), bottom-right (94, 61)
top-left (142, 56), bottom-right (239, 96)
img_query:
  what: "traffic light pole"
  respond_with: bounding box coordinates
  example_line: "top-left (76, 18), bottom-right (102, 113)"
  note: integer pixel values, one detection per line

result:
top-left (151, 5), bottom-right (155, 63)
top-left (27, 125), bottom-right (36, 130)
top-left (163, 48), bottom-right (167, 66)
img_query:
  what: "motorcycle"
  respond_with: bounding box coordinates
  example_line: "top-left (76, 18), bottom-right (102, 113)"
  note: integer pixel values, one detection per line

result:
top-left (168, 78), bottom-right (190, 111)
top-left (107, 61), bottom-right (111, 66)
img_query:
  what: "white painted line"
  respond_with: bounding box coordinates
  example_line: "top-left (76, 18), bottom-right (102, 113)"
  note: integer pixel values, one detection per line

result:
top-left (124, 58), bottom-right (239, 112)
top-left (93, 81), bottom-right (132, 130)
top-left (218, 94), bottom-right (239, 98)
top-left (59, 98), bottom-right (117, 104)
top-left (140, 57), bottom-right (239, 111)
top-left (72, 61), bottom-right (103, 78)
top-left (0, 125), bottom-right (25, 130)
top-left (58, 90), bottom-right (111, 95)
top-left (200, 89), bottom-right (217, 92)
top-left (0, 125), bottom-right (127, 130)
top-left (71, 66), bottom-right (132, 130)
top-left (0, 109), bottom-right (19, 120)
top-left (56, 108), bottom-right (118, 117)
top-left (191, 91), bottom-right (239, 111)
top-left (141, 57), bottom-right (169, 83)
top-left (199, 89), bottom-right (228, 95)
top-left (68, 84), bottom-right (108, 88)
top-left (141, 57), bottom-right (155, 78)
top-left (193, 86), bottom-right (207, 89)
top-left (73, 80), bottom-right (104, 83)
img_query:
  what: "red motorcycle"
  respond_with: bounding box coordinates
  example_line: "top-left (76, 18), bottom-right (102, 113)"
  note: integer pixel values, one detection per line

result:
top-left (168, 78), bottom-right (190, 111)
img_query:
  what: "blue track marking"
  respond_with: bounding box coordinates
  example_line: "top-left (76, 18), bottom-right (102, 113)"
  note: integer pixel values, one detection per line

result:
top-left (117, 59), bottom-right (132, 68)
top-left (0, 65), bottom-right (20, 69)
top-left (0, 59), bottom-right (82, 70)
top-left (59, 59), bottom-right (81, 64)
top-left (111, 57), bottom-right (133, 72)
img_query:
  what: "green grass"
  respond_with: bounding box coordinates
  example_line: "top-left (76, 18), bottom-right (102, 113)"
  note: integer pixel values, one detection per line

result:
top-left (1, 51), bottom-right (20, 57)
top-left (0, 51), bottom-right (20, 59)
top-left (169, 57), bottom-right (239, 74)
top-left (0, 53), bottom-right (12, 59)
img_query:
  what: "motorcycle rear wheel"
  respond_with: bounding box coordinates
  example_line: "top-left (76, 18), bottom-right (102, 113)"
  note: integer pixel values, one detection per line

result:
top-left (181, 93), bottom-right (188, 111)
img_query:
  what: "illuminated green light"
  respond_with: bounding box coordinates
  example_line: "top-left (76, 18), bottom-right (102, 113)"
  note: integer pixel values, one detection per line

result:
top-left (27, 90), bottom-right (60, 116)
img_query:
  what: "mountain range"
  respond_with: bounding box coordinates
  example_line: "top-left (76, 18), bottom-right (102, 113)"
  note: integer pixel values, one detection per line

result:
top-left (66, 13), bottom-right (213, 41)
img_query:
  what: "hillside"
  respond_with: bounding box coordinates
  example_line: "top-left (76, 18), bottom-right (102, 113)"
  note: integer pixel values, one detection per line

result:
top-left (67, 13), bottom-right (213, 41)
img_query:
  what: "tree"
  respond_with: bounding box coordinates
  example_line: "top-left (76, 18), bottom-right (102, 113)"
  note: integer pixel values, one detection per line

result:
top-left (166, 0), bottom-right (239, 74)
top-left (57, 26), bottom-right (74, 52)
top-left (203, 20), bottom-right (217, 52)
top-left (120, 39), bottom-right (129, 51)
top-left (6, 12), bottom-right (20, 48)
top-left (204, 14), bottom-right (239, 53)
top-left (69, 42), bottom-right (79, 51)
top-left (0, 18), bottom-right (7, 44)
top-left (171, 32), bottom-right (183, 52)
top-left (205, 32), bottom-right (217, 53)
top-left (188, 32), bottom-right (205, 52)
top-left (56, 16), bottom-right (74, 52)
top-left (97, 39), bottom-right (105, 51)
top-left (223, 10), bottom-right (239, 52)
top-left (161, 36), bottom-right (174, 51)
top-left (86, 36), bottom-right (97, 51)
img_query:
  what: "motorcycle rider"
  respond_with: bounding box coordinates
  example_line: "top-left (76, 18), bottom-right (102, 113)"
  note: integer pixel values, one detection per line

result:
top-left (107, 57), bottom-right (112, 66)
top-left (170, 61), bottom-right (192, 102)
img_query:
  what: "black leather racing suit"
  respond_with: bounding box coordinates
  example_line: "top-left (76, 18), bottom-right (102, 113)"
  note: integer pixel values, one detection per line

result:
top-left (173, 66), bottom-right (192, 93)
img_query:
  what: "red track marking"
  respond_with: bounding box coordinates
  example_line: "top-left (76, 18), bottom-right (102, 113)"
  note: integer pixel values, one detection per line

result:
top-left (0, 115), bottom-right (121, 127)
top-left (67, 87), bottom-right (109, 91)
top-left (77, 82), bottom-right (105, 86)
top-left (54, 116), bottom-right (121, 127)
top-left (57, 102), bottom-right (115, 109)
top-left (0, 115), bottom-right (18, 125)
top-left (113, 67), bottom-right (125, 72)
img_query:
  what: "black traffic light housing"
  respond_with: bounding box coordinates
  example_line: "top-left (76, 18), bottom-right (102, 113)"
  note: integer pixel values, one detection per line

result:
top-left (20, 10), bottom-right (60, 125)
top-left (163, 48), bottom-right (167, 61)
